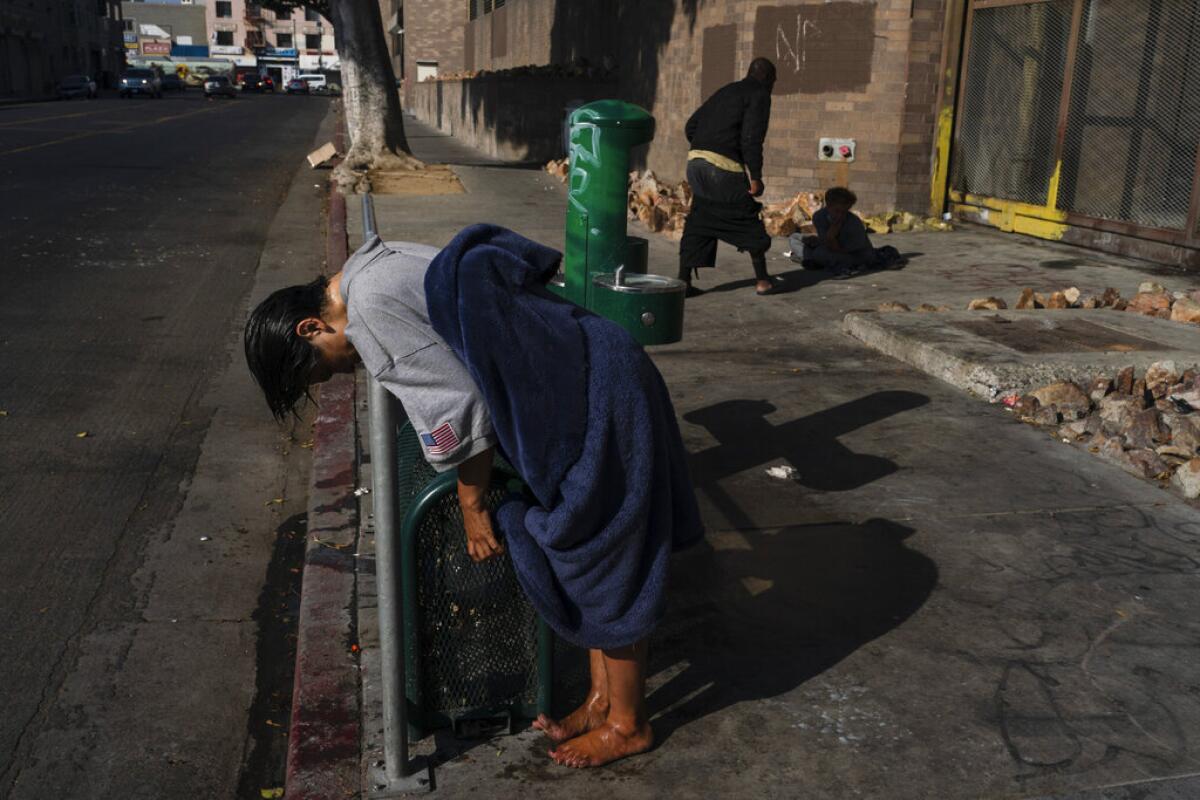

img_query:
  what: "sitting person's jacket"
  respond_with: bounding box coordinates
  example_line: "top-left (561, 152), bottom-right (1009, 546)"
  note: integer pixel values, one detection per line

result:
top-left (812, 207), bottom-right (874, 256)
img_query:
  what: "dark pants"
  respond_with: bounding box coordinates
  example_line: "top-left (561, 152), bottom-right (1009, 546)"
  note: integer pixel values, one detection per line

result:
top-left (678, 159), bottom-right (771, 283)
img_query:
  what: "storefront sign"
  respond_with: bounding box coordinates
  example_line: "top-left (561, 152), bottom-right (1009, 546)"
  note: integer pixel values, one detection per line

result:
top-left (256, 47), bottom-right (298, 58)
top-left (142, 41), bottom-right (171, 56)
top-left (123, 32), bottom-right (138, 44)
top-left (211, 45), bottom-right (243, 55)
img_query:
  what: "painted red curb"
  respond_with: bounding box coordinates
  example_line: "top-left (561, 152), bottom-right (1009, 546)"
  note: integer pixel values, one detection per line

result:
top-left (285, 184), bottom-right (361, 799)
top-left (326, 190), bottom-right (348, 275)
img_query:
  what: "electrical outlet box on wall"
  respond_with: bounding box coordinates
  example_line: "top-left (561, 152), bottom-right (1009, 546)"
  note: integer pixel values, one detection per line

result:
top-left (818, 137), bottom-right (856, 162)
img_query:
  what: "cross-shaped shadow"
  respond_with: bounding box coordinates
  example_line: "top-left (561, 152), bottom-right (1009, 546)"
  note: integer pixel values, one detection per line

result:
top-left (684, 391), bottom-right (930, 529)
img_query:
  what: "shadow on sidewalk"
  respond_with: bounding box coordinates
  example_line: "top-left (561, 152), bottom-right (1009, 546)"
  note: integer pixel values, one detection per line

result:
top-left (685, 391), bottom-right (930, 529)
top-left (700, 255), bottom-right (924, 295)
top-left (630, 391), bottom-right (937, 746)
top-left (649, 517), bottom-right (937, 746)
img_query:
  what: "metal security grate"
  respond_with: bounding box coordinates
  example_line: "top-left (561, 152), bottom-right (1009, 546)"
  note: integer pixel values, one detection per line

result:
top-left (1056, 0), bottom-right (1200, 231)
top-left (395, 419), bottom-right (586, 736)
top-left (411, 483), bottom-right (540, 720)
top-left (952, 1), bottom-right (1075, 205)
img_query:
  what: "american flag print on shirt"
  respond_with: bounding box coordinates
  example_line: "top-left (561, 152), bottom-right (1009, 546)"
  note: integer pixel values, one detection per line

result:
top-left (420, 422), bottom-right (460, 456)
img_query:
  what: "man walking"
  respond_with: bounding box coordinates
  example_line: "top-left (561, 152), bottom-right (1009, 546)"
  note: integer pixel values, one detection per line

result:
top-left (678, 57), bottom-right (783, 296)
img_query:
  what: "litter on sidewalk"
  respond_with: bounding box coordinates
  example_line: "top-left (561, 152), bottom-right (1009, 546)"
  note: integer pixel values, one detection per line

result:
top-left (306, 142), bottom-right (338, 168)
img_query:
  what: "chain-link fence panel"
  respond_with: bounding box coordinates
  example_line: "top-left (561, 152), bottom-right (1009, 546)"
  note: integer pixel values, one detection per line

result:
top-left (952, 1), bottom-right (1074, 205)
top-left (1056, 0), bottom-right (1200, 231)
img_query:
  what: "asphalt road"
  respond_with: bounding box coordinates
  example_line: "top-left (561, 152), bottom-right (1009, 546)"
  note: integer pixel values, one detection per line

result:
top-left (0, 90), bottom-right (331, 798)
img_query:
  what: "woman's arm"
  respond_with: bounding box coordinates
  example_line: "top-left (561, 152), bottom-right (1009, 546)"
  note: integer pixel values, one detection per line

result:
top-left (824, 217), bottom-right (846, 252)
top-left (456, 446), bottom-right (503, 562)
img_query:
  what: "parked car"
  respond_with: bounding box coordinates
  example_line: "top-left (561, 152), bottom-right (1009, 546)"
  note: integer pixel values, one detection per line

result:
top-left (203, 75), bottom-right (237, 100)
top-left (285, 78), bottom-right (309, 95)
top-left (57, 74), bottom-right (97, 99)
top-left (160, 73), bottom-right (186, 92)
top-left (119, 68), bottom-right (162, 98)
top-left (297, 73), bottom-right (326, 91)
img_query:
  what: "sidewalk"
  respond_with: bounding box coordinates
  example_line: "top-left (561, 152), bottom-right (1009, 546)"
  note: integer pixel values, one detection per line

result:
top-left (347, 117), bottom-right (1200, 799)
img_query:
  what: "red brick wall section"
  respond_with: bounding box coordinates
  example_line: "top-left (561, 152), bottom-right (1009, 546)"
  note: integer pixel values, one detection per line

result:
top-left (414, 0), bottom-right (949, 215)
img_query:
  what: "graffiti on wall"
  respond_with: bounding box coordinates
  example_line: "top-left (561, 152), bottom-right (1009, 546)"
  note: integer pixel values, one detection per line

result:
top-left (752, 3), bottom-right (875, 95)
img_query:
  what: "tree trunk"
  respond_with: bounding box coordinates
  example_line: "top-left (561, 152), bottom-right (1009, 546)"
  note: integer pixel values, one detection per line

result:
top-left (329, 0), bottom-right (422, 187)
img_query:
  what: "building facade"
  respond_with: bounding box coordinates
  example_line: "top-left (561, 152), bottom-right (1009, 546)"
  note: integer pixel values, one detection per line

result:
top-left (379, 0), bottom-right (463, 107)
top-left (0, 0), bottom-right (125, 99)
top-left (405, 0), bottom-right (944, 217)
top-left (401, 0), bottom-right (1200, 268)
top-left (204, 0), bottom-right (337, 81)
top-left (120, 1), bottom-right (208, 59)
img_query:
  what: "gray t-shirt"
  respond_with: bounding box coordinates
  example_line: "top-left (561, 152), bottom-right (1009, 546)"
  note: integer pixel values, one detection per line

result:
top-left (340, 236), bottom-right (496, 471)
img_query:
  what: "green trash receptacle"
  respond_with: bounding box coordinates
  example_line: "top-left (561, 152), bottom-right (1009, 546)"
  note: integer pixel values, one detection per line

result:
top-left (393, 419), bottom-right (585, 739)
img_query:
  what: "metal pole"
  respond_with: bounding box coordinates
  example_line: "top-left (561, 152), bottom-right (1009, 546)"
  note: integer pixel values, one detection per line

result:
top-left (363, 193), bottom-right (411, 780)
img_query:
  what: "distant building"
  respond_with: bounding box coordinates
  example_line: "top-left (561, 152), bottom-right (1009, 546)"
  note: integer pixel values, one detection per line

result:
top-left (205, 0), bottom-right (337, 83)
top-left (120, 1), bottom-right (208, 58)
top-left (378, 0), bottom-right (462, 108)
top-left (0, 0), bottom-right (125, 99)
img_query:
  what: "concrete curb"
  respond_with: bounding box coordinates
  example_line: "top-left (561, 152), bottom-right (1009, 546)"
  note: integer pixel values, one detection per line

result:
top-left (842, 309), bottom-right (1200, 400)
top-left (284, 183), bottom-right (362, 799)
top-left (842, 311), bottom-right (1005, 399)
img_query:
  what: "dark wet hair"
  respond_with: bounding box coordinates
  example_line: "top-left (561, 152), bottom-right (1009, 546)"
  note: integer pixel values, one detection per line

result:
top-left (244, 276), bottom-right (328, 421)
top-left (747, 57), bottom-right (776, 85)
top-left (825, 186), bottom-right (857, 207)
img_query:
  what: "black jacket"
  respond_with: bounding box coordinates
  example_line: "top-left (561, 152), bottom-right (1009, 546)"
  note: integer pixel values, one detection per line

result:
top-left (684, 77), bottom-right (772, 181)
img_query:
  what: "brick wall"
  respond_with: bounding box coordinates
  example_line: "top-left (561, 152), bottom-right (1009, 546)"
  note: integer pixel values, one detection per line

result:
top-left (411, 74), bottom-right (619, 162)
top-left (400, 0), bottom-right (465, 109)
top-left (414, 0), bottom-right (948, 215)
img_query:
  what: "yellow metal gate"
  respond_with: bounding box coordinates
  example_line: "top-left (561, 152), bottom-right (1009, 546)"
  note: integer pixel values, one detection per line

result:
top-left (947, 0), bottom-right (1200, 259)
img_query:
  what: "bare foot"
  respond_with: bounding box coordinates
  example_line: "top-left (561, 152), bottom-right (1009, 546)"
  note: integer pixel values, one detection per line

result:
top-left (531, 695), bottom-right (609, 743)
top-left (548, 720), bottom-right (653, 768)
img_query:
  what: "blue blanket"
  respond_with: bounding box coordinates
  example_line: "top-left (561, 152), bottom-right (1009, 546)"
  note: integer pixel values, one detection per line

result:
top-left (425, 224), bottom-right (703, 649)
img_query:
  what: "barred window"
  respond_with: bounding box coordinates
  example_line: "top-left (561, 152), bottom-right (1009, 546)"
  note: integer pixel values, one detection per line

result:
top-left (469, 0), bottom-right (504, 20)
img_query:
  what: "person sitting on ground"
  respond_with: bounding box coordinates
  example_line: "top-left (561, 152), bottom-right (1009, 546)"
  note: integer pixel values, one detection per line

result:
top-left (790, 187), bottom-right (901, 279)
top-left (244, 226), bottom-right (703, 769)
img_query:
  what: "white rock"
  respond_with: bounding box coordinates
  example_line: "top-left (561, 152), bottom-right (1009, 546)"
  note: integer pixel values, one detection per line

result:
top-left (765, 465), bottom-right (799, 480)
top-left (1172, 458), bottom-right (1200, 499)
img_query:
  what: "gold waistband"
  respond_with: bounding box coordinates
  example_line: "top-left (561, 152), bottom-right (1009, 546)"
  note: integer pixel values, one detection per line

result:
top-left (687, 149), bottom-right (744, 173)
